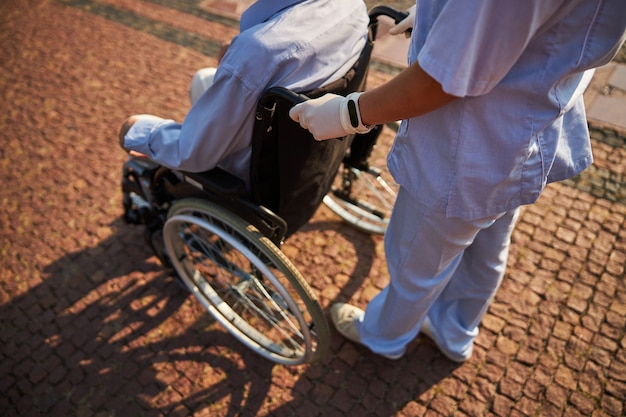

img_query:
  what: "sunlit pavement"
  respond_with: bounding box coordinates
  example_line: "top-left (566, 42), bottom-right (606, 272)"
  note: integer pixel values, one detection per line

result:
top-left (1, 1), bottom-right (624, 416)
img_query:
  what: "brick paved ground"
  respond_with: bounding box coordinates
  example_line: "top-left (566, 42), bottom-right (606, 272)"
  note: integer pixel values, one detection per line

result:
top-left (1, 1), bottom-right (624, 416)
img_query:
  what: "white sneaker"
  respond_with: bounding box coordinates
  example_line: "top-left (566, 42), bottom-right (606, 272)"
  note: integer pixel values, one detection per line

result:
top-left (420, 318), bottom-right (469, 363)
top-left (329, 303), bottom-right (404, 360)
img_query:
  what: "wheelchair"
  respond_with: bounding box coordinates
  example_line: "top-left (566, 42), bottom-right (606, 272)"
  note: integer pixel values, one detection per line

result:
top-left (121, 6), bottom-right (406, 365)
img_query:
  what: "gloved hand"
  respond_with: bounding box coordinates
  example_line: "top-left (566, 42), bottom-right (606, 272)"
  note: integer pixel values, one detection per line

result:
top-left (388, 4), bottom-right (416, 37)
top-left (289, 92), bottom-right (372, 141)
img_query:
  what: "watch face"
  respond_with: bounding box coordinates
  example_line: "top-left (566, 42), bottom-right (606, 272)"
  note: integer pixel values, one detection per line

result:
top-left (347, 99), bottom-right (359, 128)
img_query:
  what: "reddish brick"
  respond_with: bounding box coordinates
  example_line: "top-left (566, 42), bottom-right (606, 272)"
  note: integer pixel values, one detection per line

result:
top-left (329, 389), bottom-right (355, 413)
top-left (514, 396), bottom-right (540, 416)
top-left (545, 383), bottom-right (569, 408)
top-left (498, 379), bottom-right (523, 401)
top-left (568, 390), bottom-right (596, 416)
top-left (601, 394), bottom-right (624, 417)
top-left (429, 393), bottom-right (457, 415)
top-left (398, 401), bottom-right (427, 416)
top-left (456, 394), bottom-right (485, 416)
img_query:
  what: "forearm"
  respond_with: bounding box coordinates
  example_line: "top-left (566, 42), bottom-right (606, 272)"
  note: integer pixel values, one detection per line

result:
top-left (288, 61), bottom-right (461, 141)
top-left (358, 61), bottom-right (459, 126)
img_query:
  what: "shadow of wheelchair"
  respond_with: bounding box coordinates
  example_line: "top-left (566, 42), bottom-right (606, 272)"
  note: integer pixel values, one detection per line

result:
top-left (2, 217), bottom-right (279, 416)
top-left (3, 212), bottom-right (460, 417)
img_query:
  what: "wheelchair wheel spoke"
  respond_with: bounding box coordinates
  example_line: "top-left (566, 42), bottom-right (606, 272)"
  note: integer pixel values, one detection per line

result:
top-left (324, 163), bottom-right (397, 235)
top-left (350, 168), bottom-right (395, 212)
top-left (232, 281), bottom-right (305, 354)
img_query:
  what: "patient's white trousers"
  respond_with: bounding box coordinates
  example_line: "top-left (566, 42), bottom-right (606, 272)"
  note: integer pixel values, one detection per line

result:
top-left (358, 186), bottom-right (520, 360)
top-left (189, 67), bottom-right (217, 105)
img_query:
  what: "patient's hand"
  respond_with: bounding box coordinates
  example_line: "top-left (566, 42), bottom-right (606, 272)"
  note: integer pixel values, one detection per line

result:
top-left (389, 4), bottom-right (416, 37)
top-left (118, 115), bottom-right (155, 159)
top-left (118, 115), bottom-right (140, 150)
top-left (128, 150), bottom-right (149, 159)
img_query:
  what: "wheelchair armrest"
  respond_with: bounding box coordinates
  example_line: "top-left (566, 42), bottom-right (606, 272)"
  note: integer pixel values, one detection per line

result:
top-left (182, 167), bottom-right (247, 198)
top-left (181, 167), bottom-right (288, 244)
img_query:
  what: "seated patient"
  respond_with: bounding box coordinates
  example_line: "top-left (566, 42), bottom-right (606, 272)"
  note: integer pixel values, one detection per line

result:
top-left (118, 0), bottom-right (369, 187)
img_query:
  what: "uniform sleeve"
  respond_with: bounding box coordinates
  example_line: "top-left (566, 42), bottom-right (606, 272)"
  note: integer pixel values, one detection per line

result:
top-left (417, 0), bottom-right (565, 97)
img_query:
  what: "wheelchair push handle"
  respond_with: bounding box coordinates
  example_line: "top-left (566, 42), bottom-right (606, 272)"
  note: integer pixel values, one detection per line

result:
top-left (368, 5), bottom-right (411, 39)
top-left (259, 86), bottom-right (308, 108)
top-left (369, 5), bottom-right (410, 25)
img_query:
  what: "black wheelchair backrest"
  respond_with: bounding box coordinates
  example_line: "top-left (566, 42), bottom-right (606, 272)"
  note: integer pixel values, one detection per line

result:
top-left (249, 32), bottom-right (374, 238)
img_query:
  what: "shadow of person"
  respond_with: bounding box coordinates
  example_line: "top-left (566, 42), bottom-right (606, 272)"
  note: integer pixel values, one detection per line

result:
top-left (264, 337), bottom-right (462, 416)
top-left (1, 218), bottom-right (276, 417)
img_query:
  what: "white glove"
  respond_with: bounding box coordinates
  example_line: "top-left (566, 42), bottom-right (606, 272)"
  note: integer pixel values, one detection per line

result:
top-left (289, 92), bottom-right (372, 141)
top-left (388, 4), bottom-right (416, 37)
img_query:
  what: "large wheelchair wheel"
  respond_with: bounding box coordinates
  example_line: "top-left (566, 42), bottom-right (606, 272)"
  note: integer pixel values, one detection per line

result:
top-left (162, 198), bottom-right (330, 365)
top-left (323, 126), bottom-right (398, 235)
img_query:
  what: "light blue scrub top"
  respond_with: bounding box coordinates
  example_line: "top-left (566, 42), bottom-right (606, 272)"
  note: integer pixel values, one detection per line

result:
top-left (388, 0), bottom-right (626, 220)
top-left (124, 0), bottom-right (368, 184)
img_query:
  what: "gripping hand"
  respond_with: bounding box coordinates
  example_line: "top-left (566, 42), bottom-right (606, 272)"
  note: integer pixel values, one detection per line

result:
top-left (388, 4), bottom-right (416, 37)
top-left (289, 92), bottom-right (372, 141)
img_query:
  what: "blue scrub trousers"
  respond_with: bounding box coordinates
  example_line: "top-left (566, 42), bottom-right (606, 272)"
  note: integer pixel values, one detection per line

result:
top-left (357, 186), bottom-right (520, 360)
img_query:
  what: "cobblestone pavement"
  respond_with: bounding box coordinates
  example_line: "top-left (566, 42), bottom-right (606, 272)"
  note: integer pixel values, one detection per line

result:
top-left (1, 1), bottom-right (625, 416)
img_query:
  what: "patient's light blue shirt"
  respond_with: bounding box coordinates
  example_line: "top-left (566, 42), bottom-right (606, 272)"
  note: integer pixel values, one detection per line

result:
top-left (388, 0), bottom-right (626, 220)
top-left (124, 0), bottom-right (368, 182)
